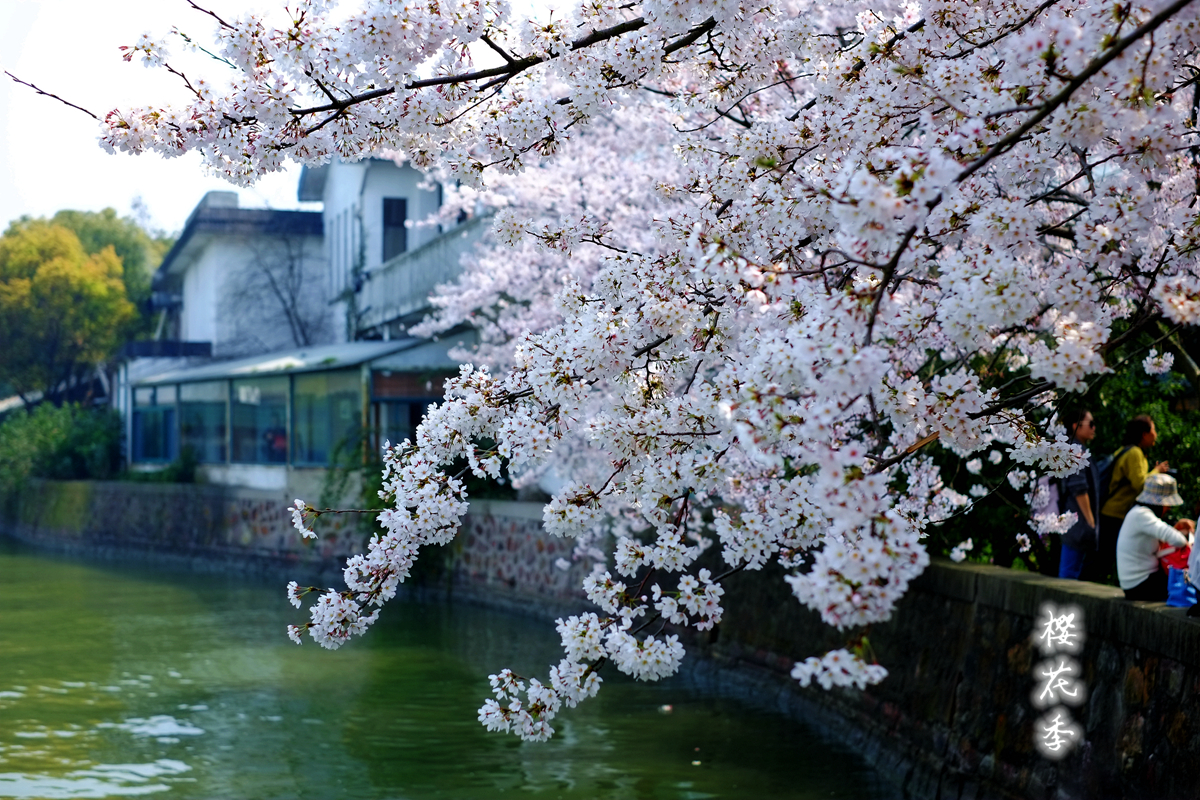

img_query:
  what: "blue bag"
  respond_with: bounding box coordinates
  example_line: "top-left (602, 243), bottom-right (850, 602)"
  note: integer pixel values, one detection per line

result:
top-left (1166, 567), bottom-right (1197, 607)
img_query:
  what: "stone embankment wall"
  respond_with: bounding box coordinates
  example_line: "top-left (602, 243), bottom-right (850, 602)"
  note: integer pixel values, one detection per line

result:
top-left (707, 560), bottom-right (1200, 800)
top-left (0, 480), bottom-right (591, 596)
top-left (2, 480), bottom-right (357, 583)
top-left (4, 479), bottom-right (1200, 800)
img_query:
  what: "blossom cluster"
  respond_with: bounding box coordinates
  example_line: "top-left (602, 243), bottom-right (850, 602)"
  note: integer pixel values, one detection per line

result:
top-left (1143, 349), bottom-right (1175, 375)
top-left (288, 499), bottom-right (316, 539)
top-left (97, 0), bottom-right (1200, 741)
top-left (948, 539), bottom-right (974, 563)
top-left (791, 649), bottom-right (888, 690)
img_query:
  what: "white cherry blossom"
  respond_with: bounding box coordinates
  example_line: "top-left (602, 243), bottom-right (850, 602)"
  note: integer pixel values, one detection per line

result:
top-left (1143, 349), bottom-right (1175, 375)
top-left (77, 0), bottom-right (1200, 741)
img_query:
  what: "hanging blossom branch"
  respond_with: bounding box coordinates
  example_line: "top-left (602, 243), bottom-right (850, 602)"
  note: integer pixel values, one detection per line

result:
top-left (26, 0), bottom-right (1200, 742)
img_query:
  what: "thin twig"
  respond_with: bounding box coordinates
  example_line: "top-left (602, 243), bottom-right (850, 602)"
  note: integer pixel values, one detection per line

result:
top-left (5, 73), bottom-right (98, 119)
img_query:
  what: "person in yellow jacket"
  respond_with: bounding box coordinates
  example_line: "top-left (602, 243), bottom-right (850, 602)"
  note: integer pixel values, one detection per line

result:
top-left (1086, 415), bottom-right (1169, 583)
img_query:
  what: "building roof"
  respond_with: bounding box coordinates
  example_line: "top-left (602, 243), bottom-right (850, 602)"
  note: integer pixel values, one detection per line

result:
top-left (297, 164), bottom-right (329, 202)
top-left (155, 192), bottom-right (324, 281)
top-left (132, 340), bottom-right (447, 386)
top-left (371, 334), bottom-right (474, 372)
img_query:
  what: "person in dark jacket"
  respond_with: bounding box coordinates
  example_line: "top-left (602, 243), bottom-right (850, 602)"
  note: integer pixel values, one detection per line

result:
top-left (1059, 409), bottom-right (1100, 580)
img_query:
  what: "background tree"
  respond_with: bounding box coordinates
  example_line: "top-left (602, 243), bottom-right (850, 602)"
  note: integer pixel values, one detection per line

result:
top-left (7, 208), bottom-right (172, 336)
top-left (0, 403), bottom-right (121, 501)
top-left (0, 221), bottom-right (135, 403)
top-left (220, 235), bottom-right (331, 356)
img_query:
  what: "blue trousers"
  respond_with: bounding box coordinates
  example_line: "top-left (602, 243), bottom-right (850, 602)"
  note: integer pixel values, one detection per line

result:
top-left (1059, 544), bottom-right (1087, 580)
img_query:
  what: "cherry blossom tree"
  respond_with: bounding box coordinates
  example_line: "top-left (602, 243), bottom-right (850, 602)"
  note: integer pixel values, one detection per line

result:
top-left (407, 104), bottom-right (688, 368)
top-left (41, 0), bottom-right (1200, 740)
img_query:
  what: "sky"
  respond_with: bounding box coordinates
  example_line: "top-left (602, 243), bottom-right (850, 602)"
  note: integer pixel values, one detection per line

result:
top-left (0, 0), bottom-right (318, 237)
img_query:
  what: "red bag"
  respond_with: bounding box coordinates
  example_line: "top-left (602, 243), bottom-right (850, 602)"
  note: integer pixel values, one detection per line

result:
top-left (1158, 545), bottom-right (1191, 570)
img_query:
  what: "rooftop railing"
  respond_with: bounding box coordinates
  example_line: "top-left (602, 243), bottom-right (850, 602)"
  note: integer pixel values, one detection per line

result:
top-left (358, 215), bottom-right (488, 331)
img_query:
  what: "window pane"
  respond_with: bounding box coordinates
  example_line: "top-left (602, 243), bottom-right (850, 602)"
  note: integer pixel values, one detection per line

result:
top-left (382, 197), bottom-right (407, 260)
top-left (156, 385), bottom-right (177, 405)
top-left (293, 371), bottom-right (362, 465)
top-left (134, 387), bottom-right (155, 407)
top-left (231, 376), bottom-right (289, 464)
top-left (181, 381), bottom-right (227, 403)
top-left (180, 381), bottom-right (228, 463)
top-left (379, 400), bottom-right (432, 449)
top-left (132, 406), bottom-right (175, 462)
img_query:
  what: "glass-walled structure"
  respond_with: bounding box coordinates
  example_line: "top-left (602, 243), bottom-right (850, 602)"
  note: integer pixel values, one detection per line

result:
top-left (232, 376), bottom-right (291, 464)
top-left (132, 371), bottom-right (363, 468)
top-left (369, 370), bottom-right (449, 454)
top-left (127, 340), bottom-right (466, 473)
top-left (180, 381), bottom-right (227, 463)
top-left (294, 371), bottom-right (362, 465)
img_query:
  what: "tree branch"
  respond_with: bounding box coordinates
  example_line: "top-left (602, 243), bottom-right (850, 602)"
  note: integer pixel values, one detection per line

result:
top-left (287, 16), bottom-right (716, 120)
top-left (632, 335), bottom-right (673, 358)
top-left (185, 0), bottom-right (234, 30)
top-left (863, 226), bottom-right (917, 346)
top-left (967, 381), bottom-right (1055, 419)
top-left (5, 73), bottom-right (98, 120)
top-left (480, 34), bottom-right (517, 64)
top-left (958, 0), bottom-right (1197, 184)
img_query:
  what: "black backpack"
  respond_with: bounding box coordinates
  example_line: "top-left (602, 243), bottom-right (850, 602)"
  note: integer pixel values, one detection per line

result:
top-left (1055, 446), bottom-right (1130, 514)
top-left (1094, 446), bottom-right (1132, 511)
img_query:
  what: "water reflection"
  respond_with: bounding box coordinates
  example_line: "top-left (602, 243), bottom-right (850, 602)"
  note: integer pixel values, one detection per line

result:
top-left (0, 759), bottom-right (191, 800)
top-left (0, 541), bottom-right (897, 799)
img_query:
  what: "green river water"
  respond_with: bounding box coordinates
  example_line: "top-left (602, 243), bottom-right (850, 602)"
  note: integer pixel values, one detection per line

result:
top-left (0, 540), bottom-right (898, 799)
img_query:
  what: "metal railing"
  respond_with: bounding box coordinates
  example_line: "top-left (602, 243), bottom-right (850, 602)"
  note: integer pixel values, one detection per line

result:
top-left (358, 215), bottom-right (488, 331)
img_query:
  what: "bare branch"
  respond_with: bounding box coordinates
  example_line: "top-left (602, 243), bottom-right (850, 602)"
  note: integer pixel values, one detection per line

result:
top-left (185, 0), bottom-right (235, 30)
top-left (480, 34), bottom-right (517, 64)
top-left (5, 73), bottom-right (98, 120)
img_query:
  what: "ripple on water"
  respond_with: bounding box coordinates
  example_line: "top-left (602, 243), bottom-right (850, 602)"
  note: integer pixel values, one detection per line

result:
top-left (0, 760), bottom-right (191, 799)
top-left (0, 545), bottom-right (901, 800)
top-left (96, 716), bottom-right (205, 739)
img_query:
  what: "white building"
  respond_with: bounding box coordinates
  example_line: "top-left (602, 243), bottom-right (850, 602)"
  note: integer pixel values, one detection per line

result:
top-left (152, 190), bottom-right (330, 358)
top-left (120, 158), bottom-right (483, 490)
top-left (297, 158), bottom-right (486, 341)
